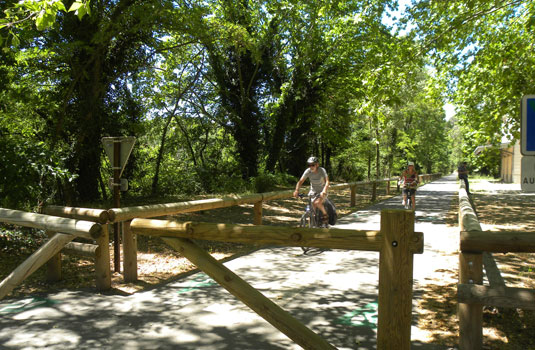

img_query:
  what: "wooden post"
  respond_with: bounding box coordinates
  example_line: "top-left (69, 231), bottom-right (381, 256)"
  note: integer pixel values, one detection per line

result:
top-left (123, 220), bottom-right (137, 282)
top-left (161, 237), bottom-right (336, 350)
top-left (46, 231), bottom-right (62, 282)
top-left (386, 180), bottom-right (390, 195)
top-left (371, 181), bottom-right (377, 202)
top-left (0, 233), bottom-right (75, 300)
top-left (377, 209), bottom-right (415, 350)
top-left (350, 185), bottom-right (356, 207)
top-left (459, 252), bottom-right (483, 350)
top-left (113, 141), bottom-right (121, 273)
top-left (253, 201), bottom-right (262, 225)
top-left (95, 224), bottom-right (111, 291)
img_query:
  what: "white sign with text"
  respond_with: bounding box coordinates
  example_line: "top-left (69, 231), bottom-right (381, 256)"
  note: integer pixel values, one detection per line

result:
top-left (521, 156), bottom-right (535, 192)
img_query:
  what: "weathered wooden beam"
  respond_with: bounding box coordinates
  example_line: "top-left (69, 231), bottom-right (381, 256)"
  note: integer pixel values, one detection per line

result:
top-left (161, 237), bottom-right (337, 350)
top-left (0, 208), bottom-right (102, 239)
top-left (458, 284), bottom-right (535, 310)
top-left (41, 205), bottom-right (109, 224)
top-left (458, 252), bottom-right (483, 350)
top-left (253, 201), bottom-right (262, 225)
top-left (350, 185), bottom-right (356, 207)
top-left (131, 219), bottom-right (424, 253)
top-left (108, 194), bottom-right (264, 222)
top-left (62, 241), bottom-right (98, 257)
top-left (0, 233), bottom-right (75, 300)
top-left (482, 252), bottom-right (505, 288)
top-left (458, 188), bottom-right (480, 232)
top-left (461, 230), bottom-right (535, 253)
top-left (109, 177), bottom-right (403, 223)
top-left (377, 209), bottom-right (416, 350)
top-left (95, 224), bottom-right (111, 291)
top-left (261, 189), bottom-right (295, 202)
top-left (46, 231), bottom-right (62, 282)
top-left (123, 221), bottom-right (137, 283)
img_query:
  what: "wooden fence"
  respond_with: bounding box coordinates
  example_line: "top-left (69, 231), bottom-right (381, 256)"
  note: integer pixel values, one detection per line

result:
top-left (108, 175), bottom-right (442, 282)
top-left (457, 186), bottom-right (535, 349)
top-left (0, 175), bottom-right (439, 297)
top-left (131, 209), bottom-right (423, 350)
top-left (0, 208), bottom-right (107, 299)
top-left (0, 173), bottom-right (442, 348)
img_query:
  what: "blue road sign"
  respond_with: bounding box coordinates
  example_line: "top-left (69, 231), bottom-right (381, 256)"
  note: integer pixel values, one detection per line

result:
top-left (522, 95), bottom-right (535, 155)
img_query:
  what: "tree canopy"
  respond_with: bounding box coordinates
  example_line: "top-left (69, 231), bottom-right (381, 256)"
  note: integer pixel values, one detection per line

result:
top-left (5, 0), bottom-right (528, 208)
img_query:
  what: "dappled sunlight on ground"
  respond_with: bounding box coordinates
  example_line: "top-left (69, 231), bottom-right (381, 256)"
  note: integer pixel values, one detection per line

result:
top-left (464, 179), bottom-right (535, 349)
top-left (6, 177), bottom-right (535, 349)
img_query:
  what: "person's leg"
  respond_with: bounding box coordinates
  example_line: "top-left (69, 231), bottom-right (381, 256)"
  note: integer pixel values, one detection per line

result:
top-left (402, 189), bottom-right (407, 206)
top-left (313, 197), bottom-right (329, 225)
top-left (411, 192), bottom-right (416, 210)
top-left (464, 177), bottom-right (470, 194)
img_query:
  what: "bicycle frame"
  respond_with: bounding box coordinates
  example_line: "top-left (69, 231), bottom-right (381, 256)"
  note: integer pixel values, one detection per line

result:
top-left (299, 194), bottom-right (325, 255)
top-left (299, 194), bottom-right (322, 228)
top-left (403, 186), bottom-right (416, 210)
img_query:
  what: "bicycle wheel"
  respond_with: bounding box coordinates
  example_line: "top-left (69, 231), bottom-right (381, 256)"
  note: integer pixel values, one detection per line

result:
top-left (300, 212), bottom-right (314, 254)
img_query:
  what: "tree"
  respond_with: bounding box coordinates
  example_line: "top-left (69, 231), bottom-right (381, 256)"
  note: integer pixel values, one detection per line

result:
top-left (407, 0), bottom-right (535, 165)
top-left (3, 0), bottom-right (169, 203)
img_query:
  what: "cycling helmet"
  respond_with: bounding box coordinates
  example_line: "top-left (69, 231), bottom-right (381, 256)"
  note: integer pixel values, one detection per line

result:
top-left (408, 161), bottom-right (414, 166)
top-left (307, 156), bottom-right (319, 164)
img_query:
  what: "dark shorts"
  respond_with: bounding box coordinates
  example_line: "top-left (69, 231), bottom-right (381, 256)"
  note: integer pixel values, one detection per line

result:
top-left (402, 188), bottom-right (416, 196)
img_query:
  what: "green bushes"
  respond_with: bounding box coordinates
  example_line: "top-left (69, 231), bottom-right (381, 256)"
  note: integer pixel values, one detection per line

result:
top-left (250, 172), bottom-right (297, 193)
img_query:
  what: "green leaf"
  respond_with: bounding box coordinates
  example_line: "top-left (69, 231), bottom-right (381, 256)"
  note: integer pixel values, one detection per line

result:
top-left (11, 33), bottom-right (20, 47)
top-left (35, 10), bottom-right (56, 31)
top-left (76, 5), bottom-right (86, 20)
top-left (68, 2), bottom-right (84, 12)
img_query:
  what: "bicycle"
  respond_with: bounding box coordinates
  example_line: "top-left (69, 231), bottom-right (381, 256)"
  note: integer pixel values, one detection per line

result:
top-left (298, 194), bottom-right (328, 255)
top-left (404, 192), bottom-right (413, 210)
top-left (400, 183), bottom-right (417, 210)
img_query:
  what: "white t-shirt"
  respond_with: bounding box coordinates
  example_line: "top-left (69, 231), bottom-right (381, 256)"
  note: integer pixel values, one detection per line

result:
top-left (301, 167), bottom-right (328, 194)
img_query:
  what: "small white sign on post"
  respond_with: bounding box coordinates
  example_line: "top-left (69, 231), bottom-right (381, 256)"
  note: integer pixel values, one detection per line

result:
top-left (521, 156), bottom-right (535, 192)
top-left (101, 136), bottom-right (136, 178)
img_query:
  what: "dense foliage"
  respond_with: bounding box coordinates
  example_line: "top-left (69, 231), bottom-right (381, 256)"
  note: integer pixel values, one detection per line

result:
top-left (408, 0), bottom-right (535, 175)
top-left (0, 0), bottom-right (478, 209)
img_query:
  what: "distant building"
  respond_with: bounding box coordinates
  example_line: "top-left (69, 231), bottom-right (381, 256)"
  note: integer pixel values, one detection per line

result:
top-left (474, 141), bottom-right (522, 184)
top-left (500, 141), bottom-right (522, 183)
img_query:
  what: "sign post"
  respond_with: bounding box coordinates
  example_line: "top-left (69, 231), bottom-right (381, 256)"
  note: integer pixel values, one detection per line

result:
top-left (102, 137), bottom-right (136, 272)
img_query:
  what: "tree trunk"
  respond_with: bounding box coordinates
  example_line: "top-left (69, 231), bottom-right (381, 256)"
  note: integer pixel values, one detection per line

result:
top-left (152, 116), bottom-right (173, 196)
top-left (376, 127), bottom-right (380, 179)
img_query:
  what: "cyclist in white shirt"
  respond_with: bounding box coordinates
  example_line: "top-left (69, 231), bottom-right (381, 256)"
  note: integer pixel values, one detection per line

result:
top-left (293, 157), bottom-right (330, 226)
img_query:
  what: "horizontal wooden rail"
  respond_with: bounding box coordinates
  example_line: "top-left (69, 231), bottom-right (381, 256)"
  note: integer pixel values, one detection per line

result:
top-left (130, 219), bottom-right (424, 253)
top-left (109, 177), bottom-right (405, 223)
top-left (41, 205), bottom-right (109, 224)
top-left (458, 284), bottom-right (535, 310)
top-left (461, 230), bottom-right (535, 253)
top-left (458, 186), bottom-right (483, 350)
top-left (261, 189), bottom-right (295, 201)
top-left (0, 208), bottom-right (102, 239)
top-left (63, 241), bottom-right (99, 257)
top-left (108, 193), bottom-right (263, 222)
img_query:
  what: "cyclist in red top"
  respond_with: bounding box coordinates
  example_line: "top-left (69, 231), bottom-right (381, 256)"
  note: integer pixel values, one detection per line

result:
top-left (399, 161), bottom-right (419, 210)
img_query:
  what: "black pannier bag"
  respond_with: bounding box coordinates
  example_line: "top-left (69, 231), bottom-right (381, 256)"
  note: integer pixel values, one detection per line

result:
top-left (324, 197), bottom-right (337, 225)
